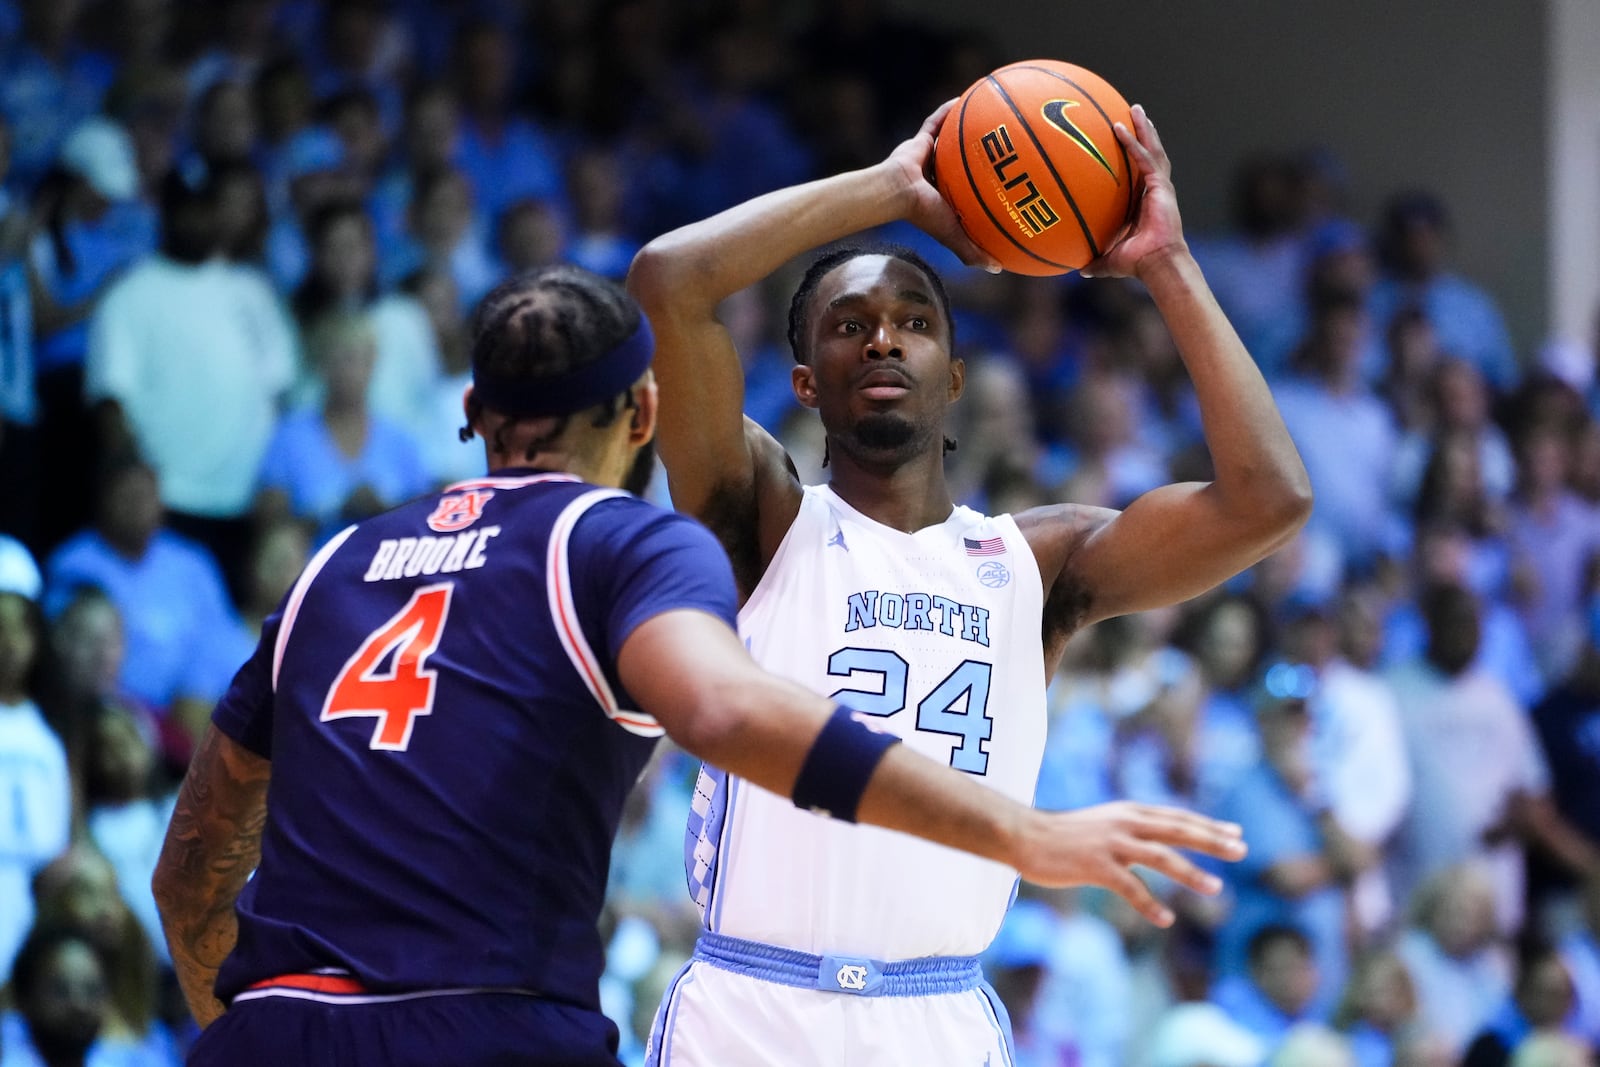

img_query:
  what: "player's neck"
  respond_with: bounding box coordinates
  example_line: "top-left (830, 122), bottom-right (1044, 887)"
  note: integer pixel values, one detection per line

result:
top-left (826, 452), bottom-right (955, 533)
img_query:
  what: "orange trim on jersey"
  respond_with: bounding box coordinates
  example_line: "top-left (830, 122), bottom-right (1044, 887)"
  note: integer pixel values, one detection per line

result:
top-left (247, 973), bottom-right (368, 994)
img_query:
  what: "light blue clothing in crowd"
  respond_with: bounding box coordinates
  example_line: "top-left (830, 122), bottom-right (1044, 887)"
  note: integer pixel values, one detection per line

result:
top-left (1273, 377), bottom-right (1399, 568)
top-left (455, 116), bottom-right (567, 225)
top-left (1208, 972), bottom-right (1322, 1053)
top-left (0, 227), bottom-right (33, 425)
top-left (0, 699), bottom-right (70, 976)
top-left (1212, 763), bottom-right (1347, 1013)
top-left (1382, 598), bottom-right (1545, 708)
top-left (1369, 274), bottom-right (1517, 393)
top-left (256, 407), bottom-right (432, 545)
top-left (0, 40), bottom-right (115, 188)
top-left (1394, 928), bottom-right (1511, 1056)
top-left (43, 531), bottom-right (249, 711)
top-left (28, 203), bottom-right (157, 373)
top-left (88, 794), bottom-right (178, 966)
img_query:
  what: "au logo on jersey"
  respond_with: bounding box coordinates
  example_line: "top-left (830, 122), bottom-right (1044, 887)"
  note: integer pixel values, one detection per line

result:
top-left (426, 489), bottom-right (495, 532)
top-left (1039, 99), bottom-right (1119, 182)
top-left (981, 124), bottom-right (1060, 237)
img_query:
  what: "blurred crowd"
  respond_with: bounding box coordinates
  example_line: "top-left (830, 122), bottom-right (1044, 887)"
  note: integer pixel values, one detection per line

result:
top-left (0, 0), bottom-right (1597, 1066)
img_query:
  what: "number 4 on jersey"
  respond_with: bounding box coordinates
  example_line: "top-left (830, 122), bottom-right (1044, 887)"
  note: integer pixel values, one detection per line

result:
top-left (322, 584), bottom-right (453, 750)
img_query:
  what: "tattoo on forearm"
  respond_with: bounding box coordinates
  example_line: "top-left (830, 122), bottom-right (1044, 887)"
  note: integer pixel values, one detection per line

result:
top-left (155, 728), bottom-right (271, 1028)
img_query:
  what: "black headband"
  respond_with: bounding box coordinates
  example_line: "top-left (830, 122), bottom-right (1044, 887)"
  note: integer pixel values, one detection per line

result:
top-left (472, 316), bottom-right (653, 418)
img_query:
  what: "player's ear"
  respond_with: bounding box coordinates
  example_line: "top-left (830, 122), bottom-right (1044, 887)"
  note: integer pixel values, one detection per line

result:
top-left (458, 384), bottom-right (478, 442)
top-left (947, 357), bottom-right (966, 402)
top-left (629, 373), bottom-right (658, 445)
top-left (792, 363), bottom-right (819, 409)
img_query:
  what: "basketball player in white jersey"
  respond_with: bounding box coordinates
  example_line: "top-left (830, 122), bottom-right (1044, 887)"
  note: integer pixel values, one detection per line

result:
top-left (627, 101), bottom-right (1312, 1065)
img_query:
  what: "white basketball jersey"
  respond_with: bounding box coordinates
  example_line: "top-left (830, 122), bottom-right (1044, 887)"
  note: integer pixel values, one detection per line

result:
top-left (685, 484), bottom-right (1047, 960)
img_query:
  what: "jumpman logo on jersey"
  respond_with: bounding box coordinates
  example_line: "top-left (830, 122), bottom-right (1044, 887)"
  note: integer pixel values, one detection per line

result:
top-left (827, 528), bottom-right (848, 552)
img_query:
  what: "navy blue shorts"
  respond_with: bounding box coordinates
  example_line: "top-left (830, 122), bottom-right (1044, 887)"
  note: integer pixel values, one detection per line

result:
top-left (188, 992), bottom-right (621, 1066)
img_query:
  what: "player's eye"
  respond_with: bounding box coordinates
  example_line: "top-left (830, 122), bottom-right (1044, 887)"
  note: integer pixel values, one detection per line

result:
top-left (907, 316), bottom-right (929, 330)
top-left (838, 320), bottom-right (861, 334)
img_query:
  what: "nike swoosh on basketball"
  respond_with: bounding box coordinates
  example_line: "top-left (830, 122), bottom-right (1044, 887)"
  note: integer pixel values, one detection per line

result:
top-left (1040, 99), bottom-right (1118, 182)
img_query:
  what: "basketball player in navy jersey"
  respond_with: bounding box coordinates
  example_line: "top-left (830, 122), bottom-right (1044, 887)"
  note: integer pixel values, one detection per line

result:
top-left (626, 103), bottom-right (1312, 1064)
top-left (152, 265), bottom-right (1251, 1067)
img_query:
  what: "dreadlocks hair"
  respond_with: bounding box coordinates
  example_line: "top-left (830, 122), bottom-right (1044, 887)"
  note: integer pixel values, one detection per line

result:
top-left (785, 243), bottom-right (956, 366)
top-left (460, 265), bottom-right (643, 460)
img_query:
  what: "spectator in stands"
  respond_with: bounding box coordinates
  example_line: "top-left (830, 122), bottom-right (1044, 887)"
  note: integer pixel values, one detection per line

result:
top-left (2, 926), bottom-right (123, 1067)
top-left (564, 146), bottom-right (640, 280)
top-left (1388, 582), bottom-right (1600, 935)
top-left (85, 701), bottom-right (176, 968)
top-left (1398, 864), bottom-right (1516, 1056)
top-left (1507, 419), bottom-right (1600, 687)
top-left (0, 540), bottom-right (69, 978)
top-left (982, 898), bottom-right (1079, 1067)
top-left (233, 519), bottom-right (309, 642)
top-left (0, 115), bottom-right (41, 551)
top-left (28, 117), bottom-right (155, 553)
top-left (1333, 950), bottom-right (1427, 1067)
top-left (1171, 592), bottom-right (1272, 813)
top-left (400, 264), bottom-right (484, 485)
top-left (381, 164), bottom-right (496, 311)
top-left (29, 846), bottom-right (177, 1064)
top-left (450, 19), bottom-right (565, 226)
top-left (253, 310), bottom-right (430, 544)
top-left (1277, 604), bottom-right (1411, 944)
top-left (1461, 942), bottom-right (1579, 1067)
top-left (1555, 877), bottom-right (1600, 1049)
top-left (1211, 925), bottom-right (1328, 1050)
top-left (1211, 667), bottom-right (1356, 1010)
top-left (1390, 358), bottom-right (1516, 515)
top-left (1370, 191), bottom-right (1518, 394)
top-left (1058, 369), bottom-right (1170, 510)
top-left (1274, 287), bottom-right (1398, 571)
top-left (185, 0), bottom-right (278, 106)
top-left (209, 160), bottom-right (271, 269)
top-left (494, 196), bottom-right (566, 277)
top-left (0, 0), bottom-right (115, 189)
top-left (369, 80), bottom-right (458, 259)
top-left (1531, 603), bottom-right (1600, 916)
top-left (42, 456), bottom-right (249, 748)
top-left (1189, 153), bottom-right (1310, 378)
top-left (188, 79), bottom-right (257, 175)
top-left (321, 87), bottom-right (386, 195)
top-left (86, 172), bottom-right (295, 595)
top-left (291, 199), bottom-right (441, 432)
top-left (1147, 1001), bottom-right (1267, 1067)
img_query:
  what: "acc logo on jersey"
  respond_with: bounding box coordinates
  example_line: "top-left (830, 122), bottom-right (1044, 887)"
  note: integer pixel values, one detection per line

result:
top-left (426, 489), bottom-right (495, 532)
top-left (976, 561), bottom-right (1011, 588)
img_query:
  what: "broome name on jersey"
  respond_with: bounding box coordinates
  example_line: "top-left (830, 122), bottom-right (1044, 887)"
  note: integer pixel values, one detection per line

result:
top-left (362, 527), bottom-right (501, 582)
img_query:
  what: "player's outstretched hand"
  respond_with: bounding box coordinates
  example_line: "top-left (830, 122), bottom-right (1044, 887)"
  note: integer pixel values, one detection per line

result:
top-left (884, 100), bottom-right (1002, 273)
top-left (1014, 800), bottom-right (1246, 927)
top-left (1080, 104), bottom-right (1187, 282)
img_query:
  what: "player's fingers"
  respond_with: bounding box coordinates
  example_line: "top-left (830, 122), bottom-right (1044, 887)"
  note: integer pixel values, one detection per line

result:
top-left (1112, 121), bottom-right (1157, 178)
top-left (1117, 838), bottom-right (1225, 898)
top-left (1127, 807), bottom-right (1248, 862)
top-left (1130, 104), bottom-right (1171, 174)
top-left (1102, 865), bottom-right (1174, 927)
top-left (921, 98), bottom-right (959, 140)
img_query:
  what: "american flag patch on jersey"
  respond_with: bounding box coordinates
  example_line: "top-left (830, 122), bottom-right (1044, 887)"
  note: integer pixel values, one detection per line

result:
top-left (964, 536), bottom-right (1006, 556)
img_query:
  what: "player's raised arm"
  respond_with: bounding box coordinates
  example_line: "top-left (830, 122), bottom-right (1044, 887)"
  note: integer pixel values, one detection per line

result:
top-left (625, 103), bottom-right (995, 536)
top-left (1025, 106), bottom-right (1313, 634)
top-left (619, 608), bottom-right (1246, 926)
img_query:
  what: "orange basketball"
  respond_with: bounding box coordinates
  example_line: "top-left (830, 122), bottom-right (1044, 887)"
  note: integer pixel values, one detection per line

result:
top-left (933, 59), bottom-right (1136, 276)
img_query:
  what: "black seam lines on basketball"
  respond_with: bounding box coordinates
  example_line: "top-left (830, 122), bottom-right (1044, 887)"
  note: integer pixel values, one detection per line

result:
top-left (957, 79), bottom-right (1074, 272)
top-left (1021, 64), bottom-right (1136, 225)
top-left (988, 74), bottom-right (1100, 262)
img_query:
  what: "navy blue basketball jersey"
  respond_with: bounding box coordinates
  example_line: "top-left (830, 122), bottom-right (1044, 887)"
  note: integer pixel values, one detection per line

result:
top-left (210, 470), bottom-right (738, 1011)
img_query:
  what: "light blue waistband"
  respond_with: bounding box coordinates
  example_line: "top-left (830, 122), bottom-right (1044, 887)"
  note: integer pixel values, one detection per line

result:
top-left (692, 930), bottom-right (983, 997)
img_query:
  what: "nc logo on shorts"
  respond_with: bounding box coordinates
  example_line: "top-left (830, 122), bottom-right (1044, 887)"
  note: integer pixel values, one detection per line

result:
top-left (819, 954), bottom-right (882, 995)
top-left (976, 561), bottom-right (1010, 588)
